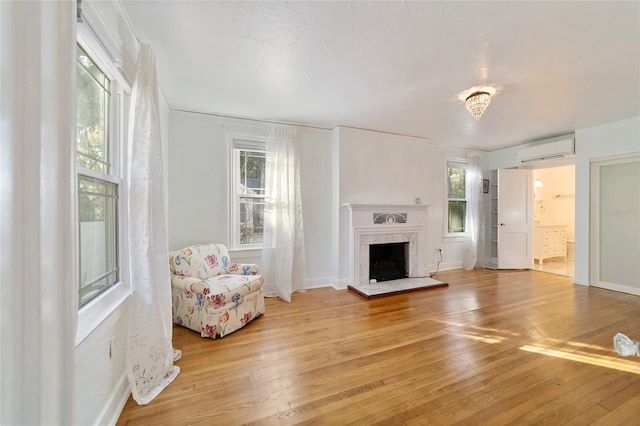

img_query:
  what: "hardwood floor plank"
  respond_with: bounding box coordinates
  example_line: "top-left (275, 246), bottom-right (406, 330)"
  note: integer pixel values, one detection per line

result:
top-left (116, 269), bottom-right (640, 425)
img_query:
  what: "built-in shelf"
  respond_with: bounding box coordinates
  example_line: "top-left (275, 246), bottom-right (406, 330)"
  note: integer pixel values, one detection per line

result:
top-left (486, 169), bottom-right (500, 270)
top-left (485, 262), bottom-right (498, 270)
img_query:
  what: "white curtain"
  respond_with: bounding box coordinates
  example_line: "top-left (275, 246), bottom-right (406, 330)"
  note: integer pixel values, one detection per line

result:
top-left (261, 128), bottom-right (306, 302)
top-left (0, 2), bottom-right (76, 424)
top-left (126, 43), bottom-right (180, 405)
top-left (463, 152), bottom-right (484, 270)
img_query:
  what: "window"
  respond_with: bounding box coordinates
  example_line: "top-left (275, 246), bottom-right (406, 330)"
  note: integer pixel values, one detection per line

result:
top-left (231, 139), bottom-right (266, 248)
top-left (76, 44), bottom-right (121, 307)
top-left (447, 161), bottom-right (468, 234)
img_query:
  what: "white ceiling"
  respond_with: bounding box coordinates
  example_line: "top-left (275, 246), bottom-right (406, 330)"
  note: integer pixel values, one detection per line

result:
top-left (121, 1), bottom-right (640, 151)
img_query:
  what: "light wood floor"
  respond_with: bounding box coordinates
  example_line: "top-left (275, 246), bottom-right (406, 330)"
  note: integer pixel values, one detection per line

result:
top-left (117, 269), bottom-right (640, 425)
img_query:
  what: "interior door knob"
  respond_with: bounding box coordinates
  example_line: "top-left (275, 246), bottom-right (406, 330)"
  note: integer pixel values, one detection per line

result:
top-left (500, 223), bottom-right (506, 226)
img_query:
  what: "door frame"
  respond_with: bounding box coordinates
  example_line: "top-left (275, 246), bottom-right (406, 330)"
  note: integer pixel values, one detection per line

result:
top-left (520, 158), bottom-right (576, 277)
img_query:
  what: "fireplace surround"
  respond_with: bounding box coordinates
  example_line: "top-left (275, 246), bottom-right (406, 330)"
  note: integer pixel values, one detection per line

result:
top-left (344, 204), bottom-right (427, 285)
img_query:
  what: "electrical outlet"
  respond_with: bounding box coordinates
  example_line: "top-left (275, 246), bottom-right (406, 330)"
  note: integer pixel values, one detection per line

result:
top-left (436, 244), bottom-right (441, 251)
top-left (109, 335), bottom-right (116, 359)
top-left (414, 197), bottom-right (422, 205)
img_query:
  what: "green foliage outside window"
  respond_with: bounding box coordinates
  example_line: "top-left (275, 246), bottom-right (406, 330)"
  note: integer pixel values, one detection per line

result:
top-left (76, 44), bottom-right (118, 308)
top-left (77, 45), bottom-right (110, 173)
top-left (239, 150), bottom-right (266, 244)
top-left (447, 164), bottom-right (467, 233)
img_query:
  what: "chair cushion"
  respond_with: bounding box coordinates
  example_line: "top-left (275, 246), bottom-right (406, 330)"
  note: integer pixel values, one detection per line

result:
top-left (200, 274), bottom-right (264, 312)
top-left (170, 243), bottom-right (232, 279)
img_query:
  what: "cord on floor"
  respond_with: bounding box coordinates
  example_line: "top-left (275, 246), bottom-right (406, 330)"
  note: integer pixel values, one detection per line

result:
top-left (429, 248), bottom-right (443, 278)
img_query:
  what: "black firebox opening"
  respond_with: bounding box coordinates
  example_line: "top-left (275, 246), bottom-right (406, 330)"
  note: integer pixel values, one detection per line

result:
top-left (369, 242), bottom-right (408, 282)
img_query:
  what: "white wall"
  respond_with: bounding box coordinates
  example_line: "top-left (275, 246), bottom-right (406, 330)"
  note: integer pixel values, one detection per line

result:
top-left (487, 119), bottom-right (640, 288)
top-left (336, 126), bottom-right (487, 283)
top-left (298, 125), bottom-right (336, 285)
top-left (168, 111), bottom-right (231, 248)
top-left (168, 111), bottom-right (335, 285)
top-left (167, 120), bottom-right (487, 288)
top-left (75, 300), bottom-right (130, 425)
top-left (574, 116), bottom-right (640, 286)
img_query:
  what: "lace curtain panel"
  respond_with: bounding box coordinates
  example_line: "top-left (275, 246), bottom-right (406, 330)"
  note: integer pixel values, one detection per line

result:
top-left (261, 127), bottom-right (306, 302)
top-left (463, 152), bottom-right (484, 270)
top-left (126, 43), bottom-right (180, 405)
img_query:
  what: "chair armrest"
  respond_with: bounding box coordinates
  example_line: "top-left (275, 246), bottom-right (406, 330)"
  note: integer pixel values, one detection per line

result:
top-left (227, 263), bottom-right (259, 275)
top-left (171, 275), bottom-right (208, 294)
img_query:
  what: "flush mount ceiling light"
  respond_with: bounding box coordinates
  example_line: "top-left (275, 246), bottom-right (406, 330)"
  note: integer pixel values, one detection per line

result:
top-left (465, 91), bottom-right (492, 121)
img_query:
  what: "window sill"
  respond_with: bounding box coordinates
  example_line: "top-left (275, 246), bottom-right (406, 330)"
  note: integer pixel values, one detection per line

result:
top-left (228, 247), bottom-right (263, 259)
top-left (75, 281), bottom-right (130, 346)
top-left (444, 233), bottom-right (470, 242)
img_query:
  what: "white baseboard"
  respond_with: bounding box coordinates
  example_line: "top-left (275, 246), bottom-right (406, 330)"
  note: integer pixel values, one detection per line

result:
top-left (303, 276), bottom-right (351, 290)
top-left (425, 261), bottom-right (462, 275)
top-left (305, 276), bottom-right (337, 290)
top-left (97, 372), bottom-right (130, 426)
top-left (592, 281), bottom-right (640, 296)
top-left (334, 279), bottom-right (349, 290)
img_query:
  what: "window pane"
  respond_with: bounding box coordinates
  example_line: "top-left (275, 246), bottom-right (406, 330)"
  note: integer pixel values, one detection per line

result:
top-left (240, 150), bottom-right (266, 195)
top-left (239, 196), bottom-right (264, 245)
top-left (448, 200), bottom-right (466, 233)
top-left (77, 45), bottom-right (110, 173)
top-left (448, 167), bottom-right (466, 199)
top-left (78, 175), bottom-right (118, 307)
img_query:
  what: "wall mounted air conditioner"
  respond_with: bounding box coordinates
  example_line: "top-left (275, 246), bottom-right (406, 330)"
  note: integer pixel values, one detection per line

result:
top-left (517, 137), bottom-right (575, 163)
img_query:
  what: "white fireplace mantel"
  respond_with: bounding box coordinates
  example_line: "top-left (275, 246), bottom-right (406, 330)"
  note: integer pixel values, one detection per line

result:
top-left (343, 203), bottom-right (430, 210)
top-left (344, 203), bottom-right (428, 285)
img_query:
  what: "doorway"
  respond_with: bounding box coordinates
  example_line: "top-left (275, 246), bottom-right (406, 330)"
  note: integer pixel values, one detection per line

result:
top-left (531, 165), bottom-right (575, 278)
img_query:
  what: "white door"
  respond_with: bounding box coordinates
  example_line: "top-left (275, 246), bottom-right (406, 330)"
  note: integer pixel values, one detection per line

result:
top-left (498, 169), bottom-right (533, 269)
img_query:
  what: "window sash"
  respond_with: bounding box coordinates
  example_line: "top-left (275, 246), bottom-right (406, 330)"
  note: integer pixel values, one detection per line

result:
top-left (448, 200), bottom-right (467, 233)
top-left (76, 43), bottom-right (121, 308)
top-left (231, 141), bottom-right (266, 248)
top-left (446, 161), bottom-right (469, 234)
top-left (447, 163), bottom-right (467, 201)
top-left (76, 45), bottom-right (111, 174)
top-left (239, 195), bottom-right (265, 245)
top-left (78, 174), bottom-right (119, 307)
top-left (237, 148), bottom-right (266, 245)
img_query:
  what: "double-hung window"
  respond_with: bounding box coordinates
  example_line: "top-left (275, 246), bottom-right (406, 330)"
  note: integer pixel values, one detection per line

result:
top-left (230, 139), bottom-right (266, 248)
top-left (76, 44), bottom-right (122, 308)
top-left (447, 160), bottom-right (468, 234)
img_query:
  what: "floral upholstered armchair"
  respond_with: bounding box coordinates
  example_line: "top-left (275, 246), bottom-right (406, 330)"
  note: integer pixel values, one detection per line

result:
top-left (169, 243), bottom-right (265, 339)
